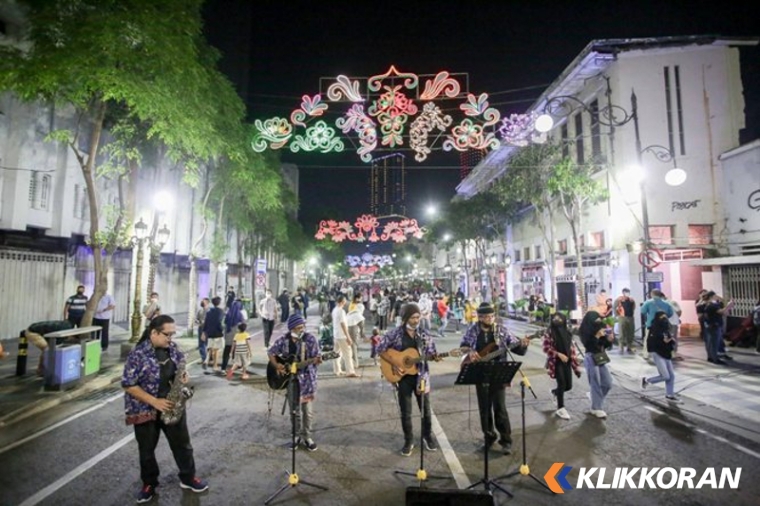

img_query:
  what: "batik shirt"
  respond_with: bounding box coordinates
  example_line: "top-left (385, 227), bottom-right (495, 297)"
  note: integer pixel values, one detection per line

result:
top-left (268, 331), bottom-right (320, 403)
top-left (122, 339), bottom-right (185, 425)
top-left (376, 325), bottom-right (438, 392)
top-left (460, 322), bottom-right (521, 362)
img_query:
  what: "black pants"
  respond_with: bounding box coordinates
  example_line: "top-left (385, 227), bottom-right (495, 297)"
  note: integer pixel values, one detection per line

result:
top-left (262, 318), bottom-right (275, 347)
top-left (280, 306), bottom-right (289, 323)
top-left (475, 383), bottom-right (511, 444)
top-left (221, 344), bottom-right (232, 370)
top-left (68, 315), bottom-right (83, 328)
top-left (133, 414), bottom-right (195, 487)
top-left (93, 318), bottom-right (110, 350)
top-left (397, 375), bottom-right (432, 445)
top-left (553, 359), bottom-right (573, 409)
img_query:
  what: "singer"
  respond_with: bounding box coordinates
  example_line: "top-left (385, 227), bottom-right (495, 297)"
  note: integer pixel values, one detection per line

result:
top-left (377, 303), bottom-right (441, 457)
top-left (459, 303), bottom-right (529, 454)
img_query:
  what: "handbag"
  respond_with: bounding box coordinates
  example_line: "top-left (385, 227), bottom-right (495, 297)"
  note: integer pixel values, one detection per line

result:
top-left (592, 350), bottom-right (610, 366)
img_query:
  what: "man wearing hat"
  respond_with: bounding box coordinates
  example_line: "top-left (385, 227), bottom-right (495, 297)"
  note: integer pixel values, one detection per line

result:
top-left (377, 302), bottom-right (441, 457)
top-left (267, 313), bottom-right (323, 451)
top-left (460, 302), bottom-right (530, 454)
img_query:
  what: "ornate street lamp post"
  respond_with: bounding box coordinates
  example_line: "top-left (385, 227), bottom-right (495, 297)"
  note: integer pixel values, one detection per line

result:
top-left (129, 218), bottom-right (149, 343)
top-left (146, 224), bottom-right (171, 299)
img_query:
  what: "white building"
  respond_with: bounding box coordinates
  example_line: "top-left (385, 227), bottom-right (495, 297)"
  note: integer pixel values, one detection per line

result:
top-left (457, 35), bottom-right (759, 330)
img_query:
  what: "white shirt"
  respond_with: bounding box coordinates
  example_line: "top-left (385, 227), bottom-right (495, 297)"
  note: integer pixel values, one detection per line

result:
top-left (346, 302), bottom-right (365, 327)
top-left (668, 300), bottom-right (682, 325)
top-left (332, 306), bottom-right (349, 340)
top-left (259, 296), bottom-right (277, 320)
top-left (95, 294), bottom-right (115, 320)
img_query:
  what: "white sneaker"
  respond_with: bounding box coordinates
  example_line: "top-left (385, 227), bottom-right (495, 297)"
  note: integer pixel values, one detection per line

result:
top-left (591, 409), bottom-right (607, 419)
top-left (555, 407), bottom-right (570, 420)
top-left (665, 395), bottom-right (684, 404)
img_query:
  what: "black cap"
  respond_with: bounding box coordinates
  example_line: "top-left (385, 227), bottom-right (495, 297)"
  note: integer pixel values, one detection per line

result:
top-left (476, 303), bottom-right (495, 315)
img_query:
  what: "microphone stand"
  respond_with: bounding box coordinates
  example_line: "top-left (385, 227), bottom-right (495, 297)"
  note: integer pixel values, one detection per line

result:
top-left (394, 329), bottom-right (448, 485)
top-left (494, 343), bottom-right (553, 495)
top-left (265, 358), bottom-right (328, 504)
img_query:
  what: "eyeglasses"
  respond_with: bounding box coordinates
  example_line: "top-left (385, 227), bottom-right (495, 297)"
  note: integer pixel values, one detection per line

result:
top-left (159, 330), bottom-right (176, 338)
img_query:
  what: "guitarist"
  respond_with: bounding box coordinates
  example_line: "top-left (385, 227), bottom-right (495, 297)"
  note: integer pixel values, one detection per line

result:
top-left (267, 314), bottom-right (323, 452)
top-left (460, 303), bottom-right (530, 455)
top-left (377, 303), bottom-right (441, 457)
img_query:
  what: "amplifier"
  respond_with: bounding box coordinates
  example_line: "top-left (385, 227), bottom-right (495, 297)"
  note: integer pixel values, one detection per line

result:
top-left (405, 487), bottom-right (494, 506)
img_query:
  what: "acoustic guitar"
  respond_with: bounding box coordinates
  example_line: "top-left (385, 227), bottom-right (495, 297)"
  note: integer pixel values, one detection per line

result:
top-left (460, 330), bottom-right (543, 368)
top-left (267, 351), bottom-right (340, 390)
top-left (380, 347), bottom-right (463, 384)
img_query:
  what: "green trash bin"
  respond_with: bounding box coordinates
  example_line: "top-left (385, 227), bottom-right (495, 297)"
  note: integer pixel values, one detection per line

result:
top-left (83, 339), bottom-right (101, 376)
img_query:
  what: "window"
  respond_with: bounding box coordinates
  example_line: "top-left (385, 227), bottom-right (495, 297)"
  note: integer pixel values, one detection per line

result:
top-left (663, 66), bottom-right (676, 157)
top-left (39, 175), bottom-right (51, 210)
top-left (558, 239), bottom-right (568, 255)
top-left (649, 225), bottom-right (674, 245)
top-left (589, 231), bottom-right (605, 250)
top-left (514, 249), bottom-right (521, 262)
top-left (561, 124), bottom-right (569, 158)
top-left (29, 171), bottom-right (38, 206)
top-left (523, 247), bottom-right (531, 261)
top-left (589, 99), bottom-right (602, 161)
top-left (674, 65), bottom-right (685, 155)
top-left (688, 225), bottom-right (713, 245)
top-left (535, 244), bottom-right (542, 260)
top-left (74, 184), bottom-right (89, 219)
top-left (574, 113), bottom-right (585, 165)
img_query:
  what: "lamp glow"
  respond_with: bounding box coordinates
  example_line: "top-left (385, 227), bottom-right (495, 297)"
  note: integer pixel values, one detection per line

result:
top-left (665, 167), bottom-right (687, 187)
top-left (534, 114), bottom-right (554, 133)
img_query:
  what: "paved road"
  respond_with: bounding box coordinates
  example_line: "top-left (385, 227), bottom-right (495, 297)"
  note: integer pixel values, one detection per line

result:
top-left (2, 321), bottom-right (759, 505)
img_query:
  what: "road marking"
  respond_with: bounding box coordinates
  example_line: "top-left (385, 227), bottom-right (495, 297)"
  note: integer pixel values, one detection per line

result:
top-left (17, 432), bottom-right (134, 506)
top-left (643, 405), bottom-right (760, 460)
top-left (430, 407), bottom-right (471, 489)
top-left (0, 391), bottom-right (123, 456)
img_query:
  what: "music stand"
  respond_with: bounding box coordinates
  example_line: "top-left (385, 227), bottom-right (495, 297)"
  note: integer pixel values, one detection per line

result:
top-left (493, 373), bottom-right (554, 494)
top-left (265, 363), bottom-right (328, 504)
top-left (455, 360), bottom-right (521, 498)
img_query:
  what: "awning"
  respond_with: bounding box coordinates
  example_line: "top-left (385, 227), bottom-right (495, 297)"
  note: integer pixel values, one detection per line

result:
top-left (687, 254), bottom-right (760, 267)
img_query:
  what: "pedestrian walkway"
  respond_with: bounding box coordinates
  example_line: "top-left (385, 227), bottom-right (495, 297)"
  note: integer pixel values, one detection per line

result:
top-left (503, 318), bottom-right (760, 427)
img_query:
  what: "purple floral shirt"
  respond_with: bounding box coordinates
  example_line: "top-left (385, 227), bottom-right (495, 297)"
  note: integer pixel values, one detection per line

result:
top-left (268, 331), bottom-right (320, 403)
top-left (460, 322), bottom-right (520, 361)
top-left (121, 339), bottom-right (185, 425)
top-left (376, 325), bottom-right (438, 392)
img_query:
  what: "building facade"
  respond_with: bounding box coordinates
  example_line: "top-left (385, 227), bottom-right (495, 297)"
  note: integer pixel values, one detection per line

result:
top-left (456, 36), bottom-right (759, 328)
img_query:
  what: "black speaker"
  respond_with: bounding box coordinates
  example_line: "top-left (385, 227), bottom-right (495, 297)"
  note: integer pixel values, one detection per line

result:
top-left (556, 282), bottom-right (578, 311)
top-left (405, 487), bottom-right (494, 506)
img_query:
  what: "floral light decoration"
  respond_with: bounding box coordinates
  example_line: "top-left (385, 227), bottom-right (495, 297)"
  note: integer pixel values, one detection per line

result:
top-left (251, 66), bottom-right (544, 162)
top-left (346, 253), bottom-right (394, 268)
top-left (315, 213), bottom-right (424, 243)
top-left (350, 265), bottom-right (379, 277)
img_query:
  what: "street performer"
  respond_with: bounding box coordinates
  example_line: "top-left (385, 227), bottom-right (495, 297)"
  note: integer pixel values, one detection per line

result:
top-left (122, 315), bottom-right (208, 503)
top-left (377, 303), bottom-right (441, 457)
top-left (268, 313), bottom-right (322, 452)
top-left (459, 302), bottom-right (530, 455)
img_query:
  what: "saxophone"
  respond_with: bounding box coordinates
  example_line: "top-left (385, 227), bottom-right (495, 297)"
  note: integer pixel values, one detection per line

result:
top-left (161, 361), bottom-right (194, 425)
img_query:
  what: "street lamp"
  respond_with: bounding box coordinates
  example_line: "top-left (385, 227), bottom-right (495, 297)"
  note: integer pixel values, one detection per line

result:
top-left (146, 223), bottom-right (171, 298)
top-left (129, 218), bottom-right (149, 343)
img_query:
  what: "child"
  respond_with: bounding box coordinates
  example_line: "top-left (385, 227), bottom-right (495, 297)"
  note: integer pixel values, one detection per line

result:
top-left (227, 322), bottom-right (252, 380)
top-left (369, 327), bottom-right (381, 366)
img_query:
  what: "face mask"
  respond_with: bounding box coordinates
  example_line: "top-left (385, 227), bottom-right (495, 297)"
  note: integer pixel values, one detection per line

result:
top-left (291, 331), bottom-right (302, 339)
top-left (405, 323), bottom-right (418, 331)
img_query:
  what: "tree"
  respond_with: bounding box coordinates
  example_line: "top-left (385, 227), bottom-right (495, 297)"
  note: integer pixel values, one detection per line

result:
top-left (493, 142), bottom-right (562, 302)
top-left (0, 0), bottom-right (254, 326)
top-left (548, 158), bottom-right (609, 312)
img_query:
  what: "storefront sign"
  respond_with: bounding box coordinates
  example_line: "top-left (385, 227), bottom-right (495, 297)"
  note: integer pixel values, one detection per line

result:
top-left (638, 271), bottom-right (664, 283)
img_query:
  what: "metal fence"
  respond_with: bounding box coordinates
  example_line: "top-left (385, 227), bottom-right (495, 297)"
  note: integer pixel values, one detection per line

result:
top-left (724, 264), bottom-right (760, 316)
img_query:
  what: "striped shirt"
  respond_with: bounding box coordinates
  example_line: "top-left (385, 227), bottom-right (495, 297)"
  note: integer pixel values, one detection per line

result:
top-left (66, 294), bottom-right (88, 316)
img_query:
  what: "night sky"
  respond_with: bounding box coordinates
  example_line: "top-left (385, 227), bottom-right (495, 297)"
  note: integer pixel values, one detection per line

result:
top-left (203, 0), bottom-right (759, 240)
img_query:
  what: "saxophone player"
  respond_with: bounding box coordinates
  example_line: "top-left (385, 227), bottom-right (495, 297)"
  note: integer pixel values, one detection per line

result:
top-left (122, 315), bottom-right (208, 503)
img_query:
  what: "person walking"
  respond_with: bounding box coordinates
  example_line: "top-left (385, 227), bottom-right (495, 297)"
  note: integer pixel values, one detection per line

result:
top-left (377, 294), bottom-right (390, 331)
top-left (227, 322), bottom-right (252, 380)
top-left (580, 310), bottom-right (614, 419)
top-left (93, 291), bottom-right (116, 352)
top-left (642, 311), bottom-right (681, 402)
top-left (122, 315), bottom-right (208, 502)
top-left (436, 296), bottom-right (449, 336)
top-left (346, 293), bottom-right (365, 369)
top-left (202, 297), bottom-right (225, 371)
top-left (640, 290), bottom-right (673, 359)
top-left (663, 293), bottom-right (683, 360)
top-left (259, 289), bottom-right (278, 349)
top-left (222, 300), bottom-right (245, 372)
top-left (268, 314), bottom-right (323, 451)
top-left (377, 303), bottom-right (441, 456)
top-left (194, 298), bottom-right (209, 367)
top-left (613, 288), bottom-right (636, 353)
top-left (142, 292), bottom-right (162, 328)
top-left (543, 312), bottom-right (582, 420)
top-left (332, 295), bottom-right (357, 377)
top-left (63, 285), bottom-right (88, 328)
top-left (278, 290), bottom-right (290, 324)
top-left (460, 303), bottom-right (529, 453)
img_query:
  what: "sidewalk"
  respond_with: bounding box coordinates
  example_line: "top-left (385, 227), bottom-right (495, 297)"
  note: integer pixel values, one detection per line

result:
top-left (504, 318), bottom-right (760, 431)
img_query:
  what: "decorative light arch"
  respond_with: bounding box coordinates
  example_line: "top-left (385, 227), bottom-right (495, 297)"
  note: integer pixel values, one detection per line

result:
top-left (252, 66), bottom-right (546, 163)
top-left (315, 213), bottom-right (423, 243)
